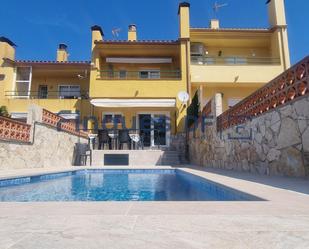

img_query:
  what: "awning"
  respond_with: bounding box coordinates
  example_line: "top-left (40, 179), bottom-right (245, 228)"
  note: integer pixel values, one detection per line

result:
top-left (58, 113), bottom-right (80, 120)
top-left (90, 99), bottom-right (176, 108)
top-left (10, 113), bottom-right (28, 119)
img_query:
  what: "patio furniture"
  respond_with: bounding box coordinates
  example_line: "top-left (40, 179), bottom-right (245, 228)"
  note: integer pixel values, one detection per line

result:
top-left (98, 129), bottom-right (112, 150)
top-left (108, 130), bottom-right (119, 150)
top-left (118, 129), bottom-right (131, 150)
top-left (129, 131), bottom-right (144, 150)
top-left (88, 134), bottom-right (97, 150)
top-left (79, 143), bottom-right (92, 166)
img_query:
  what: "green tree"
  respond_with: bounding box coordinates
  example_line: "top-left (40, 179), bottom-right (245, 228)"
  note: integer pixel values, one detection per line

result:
top-left (186, 91), bottom-right (200, 128)
top-left (0, 106), bottom-right (9, 117)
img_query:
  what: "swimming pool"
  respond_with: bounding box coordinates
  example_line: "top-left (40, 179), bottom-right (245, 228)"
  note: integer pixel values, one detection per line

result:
top-left (0, 169), bottom-right (262, 201)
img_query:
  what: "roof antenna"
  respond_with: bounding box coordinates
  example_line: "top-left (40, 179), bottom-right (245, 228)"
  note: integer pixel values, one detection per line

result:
top-left (112, 28), bottom-right (121, 38)
top-left (213, 1), bottom-right (228, 18)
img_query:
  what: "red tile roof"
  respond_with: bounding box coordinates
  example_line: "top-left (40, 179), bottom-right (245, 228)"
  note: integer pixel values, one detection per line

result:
top-left (95, 40), bottom-right (179, 45)
top-left (15, 60), bottom-right (91, 66)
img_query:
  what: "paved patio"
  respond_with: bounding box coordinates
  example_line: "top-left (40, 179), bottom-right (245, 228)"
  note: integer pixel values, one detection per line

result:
top-left (0, 166), bottom-right (309, 249)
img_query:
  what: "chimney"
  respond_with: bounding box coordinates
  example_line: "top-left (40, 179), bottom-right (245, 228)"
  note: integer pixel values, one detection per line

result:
top-left (91, 25), bottom-right (104, 49)
top-left (56, 43), bottom-right (68, 62)
top-left (0, 36), bottom-right (16, 61)
top-left (210, 19), bottom-right (220, 29)
top-left (268, 0), bottom-right (287, 27)
top-left (128, 24), bottom-right (137, 41)
top-left (178, 2), bottom-right (190, 39)
top-left (267, 0), bottom-right (290, 69)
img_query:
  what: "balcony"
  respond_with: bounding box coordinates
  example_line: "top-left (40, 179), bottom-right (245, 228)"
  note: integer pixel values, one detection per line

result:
top-left (191, 55), bottom-right (281, 65)
top-left (96, 70), bottom-right (181, 80)
top-left (190, 56), bottom-right (284, 84)
top-left (5, 91), bottom-right (89, 99)
top-left (3, 91), bottom-right (91, 114)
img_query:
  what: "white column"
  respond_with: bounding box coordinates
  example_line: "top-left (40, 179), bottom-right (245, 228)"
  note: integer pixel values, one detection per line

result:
top-left (215, 93), bottom-right (223, 117)
top-left (199, 85), bottom-right (204, 111)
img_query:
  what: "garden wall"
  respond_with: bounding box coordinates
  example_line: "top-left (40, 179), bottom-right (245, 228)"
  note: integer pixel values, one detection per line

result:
top-left (0, 105), bottom-right (88, 169)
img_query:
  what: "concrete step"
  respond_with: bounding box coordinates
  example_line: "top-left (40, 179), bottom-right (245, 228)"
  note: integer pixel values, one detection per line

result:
top-left (159, 151), bottom-right (181, 165)
top-left (161, 161), bottom-right (181, 166)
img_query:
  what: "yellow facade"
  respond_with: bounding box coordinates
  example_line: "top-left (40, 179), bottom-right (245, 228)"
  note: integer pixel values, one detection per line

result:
top-left (0, 0), bottom-right (290, 146)
top-left (189, 0), bottom-right (290, 112)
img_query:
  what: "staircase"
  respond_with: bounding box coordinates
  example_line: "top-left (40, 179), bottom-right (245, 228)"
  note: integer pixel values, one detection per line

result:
top-left (160, 150), bottom-right (181, 166)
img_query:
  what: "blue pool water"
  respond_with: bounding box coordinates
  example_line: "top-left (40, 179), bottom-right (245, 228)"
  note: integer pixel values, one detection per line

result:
top-left (0, 169), bottom-right (261, 201)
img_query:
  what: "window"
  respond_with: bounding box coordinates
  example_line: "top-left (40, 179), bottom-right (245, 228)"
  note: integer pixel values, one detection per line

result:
top-left (38, 85), bottom-right (48, 99)
top-left (102, 113), bottom-right (123, 124)
top-left (59, 85), bottom-right (81, 99)
top-left (119, 70), bottom-right (127, 79)
top-left (15, 67), bottom-right (32, 98)
top-left (139, 70), bottom-right (160, 79)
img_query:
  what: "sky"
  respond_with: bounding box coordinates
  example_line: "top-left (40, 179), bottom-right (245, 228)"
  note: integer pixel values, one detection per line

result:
top-left (0, 0), bottom-right (308, 64)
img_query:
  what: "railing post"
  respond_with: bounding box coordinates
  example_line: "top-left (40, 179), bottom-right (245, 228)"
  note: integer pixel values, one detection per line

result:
top-left (214, 93), bottom-right (223, 117)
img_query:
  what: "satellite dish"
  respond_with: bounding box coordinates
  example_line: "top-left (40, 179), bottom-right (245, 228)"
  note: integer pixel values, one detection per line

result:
top-left (178, 91), bottom-right (189, 103)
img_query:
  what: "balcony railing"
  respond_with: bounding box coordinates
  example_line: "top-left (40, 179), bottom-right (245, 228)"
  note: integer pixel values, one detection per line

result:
top-left (217, 56), bottom-right (309, 131)
top-left (97, 70), bottom-right (181, 80)
top-left (191, 55), bottom-right (281, 65)
top-left (5, 91), bottom-right (89, 99)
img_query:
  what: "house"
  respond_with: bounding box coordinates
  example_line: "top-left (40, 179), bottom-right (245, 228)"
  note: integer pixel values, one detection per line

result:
top-left (0, 0), bottom-right (289, 148)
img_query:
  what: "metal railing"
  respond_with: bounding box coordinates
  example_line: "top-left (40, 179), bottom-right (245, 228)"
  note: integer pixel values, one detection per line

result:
top-left (5, 91), bottom-right (89, 99)
top-left (97, 70), bottom-right (181, 80)
top-left (191, 55), bottom-right (281, 65)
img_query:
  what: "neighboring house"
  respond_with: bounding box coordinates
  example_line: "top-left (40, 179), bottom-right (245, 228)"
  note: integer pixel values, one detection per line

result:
top-left (0, 42), bottom-right (91, 122)
top-left (0, 0), bottom-right (290, 147)
top-left (189, 0), bottom-right (290, 111)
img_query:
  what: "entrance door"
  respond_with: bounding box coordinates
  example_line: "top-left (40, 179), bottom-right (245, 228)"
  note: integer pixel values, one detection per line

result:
top-left (138, 114), bottom-right (151, 147)
top-left (138, 113), bottom-right (169, 148)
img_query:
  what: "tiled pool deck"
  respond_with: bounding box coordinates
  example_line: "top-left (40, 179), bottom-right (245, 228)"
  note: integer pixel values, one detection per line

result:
top-left (0, 165), bottom-right (309, 249)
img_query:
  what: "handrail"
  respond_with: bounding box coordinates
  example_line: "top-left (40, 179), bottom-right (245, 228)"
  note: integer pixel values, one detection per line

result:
top-left (0, 116), bottom-right (31, 142)
top-left (217, 56), bottom-right (309, 131)
top-left (5, 91), bottom-right (89, 99)
top-left (191, 55), bottom-right (281, 65)
top-left (42, 109), bottom-right (89, 138)
top-left (202, 100), bottom-right (212, 117)
top-left (97, 70), bottom-right (181, 80)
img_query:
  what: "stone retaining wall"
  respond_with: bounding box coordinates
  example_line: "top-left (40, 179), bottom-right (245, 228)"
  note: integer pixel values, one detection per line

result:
top-left (0, 105), bottom-right (88, 170)
top-left (0, 123), bottom-right (87, 169)
top-left (188, 96), bottom-right (309, 178)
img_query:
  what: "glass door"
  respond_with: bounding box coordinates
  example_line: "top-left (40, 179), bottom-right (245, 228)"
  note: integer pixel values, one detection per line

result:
top-left (138, 114), bottom-right (152, 147)
top-left (138, 113), bottom-right (169, 148)
top-left (154, 115), bottom-right (166, 146)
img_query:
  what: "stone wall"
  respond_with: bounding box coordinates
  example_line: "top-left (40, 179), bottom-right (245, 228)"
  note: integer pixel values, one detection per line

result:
top-left (0, 123), bottom-right (87, 169)
top-left (188, 96), bottom-right (309, 178)
top-left (0, 105), bottom-right (88, 170)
